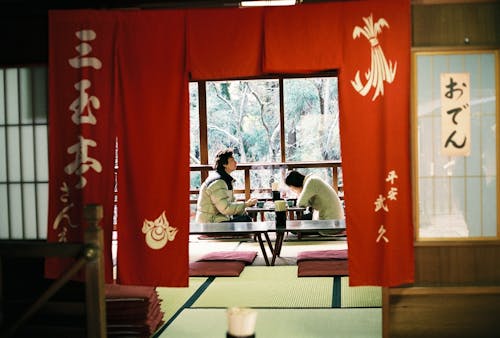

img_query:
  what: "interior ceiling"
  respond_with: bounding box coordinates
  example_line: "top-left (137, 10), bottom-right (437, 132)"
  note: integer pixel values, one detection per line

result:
top-left (0, 0), bottom-right (345, 10)
top-left (0, 0), bottom-right (473, 10)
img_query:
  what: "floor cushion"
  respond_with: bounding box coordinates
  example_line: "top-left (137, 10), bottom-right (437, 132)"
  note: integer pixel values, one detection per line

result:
top-left (189, 261), bottom-right (246, 277)
top-left (297, 249), bottom-right (348, 262)
top-left (198, 251), bottom-right (257, 265)
top-left (297, 259), bottom-right (349, 277)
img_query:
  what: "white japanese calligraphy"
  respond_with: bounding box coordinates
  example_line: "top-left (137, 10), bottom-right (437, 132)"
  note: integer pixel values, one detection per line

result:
top-left (53, 28), bottom-right (104, 243)
top-left (387, 187), bottom-right (398, 200)
top-left (376, 225), bottom-right (389, 243)
top-left (374, 194), bottom-right (388, 212)
top-left (64, 135), bottom-right (102, 189)
top-left (374, 170), bottom-right (400, 243)
top-left (52, 182), bottom-right (77, 242)
top-left (68, 30), bottom-right (102, 69)
top-left (69, 79), bottom-right (100, 125)
top-left (385, 170), bottom-right (398, 184)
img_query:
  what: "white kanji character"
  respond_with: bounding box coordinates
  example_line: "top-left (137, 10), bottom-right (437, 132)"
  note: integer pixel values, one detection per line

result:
top-left (376, 224), bottom-right (389, 243)
top-left (68, 30), bottom-right (102, 70)
top-left (64, 136), bottom-right (102, 189)
top-left (374, 194), bottom-right (388, 212)
top-left (386, 170), bottom-right (398, 184)
top-left (69, 79), bottom-right (100, 125)
top-left (387, 187), bottom-right (398, 200)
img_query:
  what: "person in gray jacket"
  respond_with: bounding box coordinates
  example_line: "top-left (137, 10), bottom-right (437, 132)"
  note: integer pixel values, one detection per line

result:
top-left (195, 148), bottom-right (257, 223)
top-left (285, 170), bottom-right (344, 236)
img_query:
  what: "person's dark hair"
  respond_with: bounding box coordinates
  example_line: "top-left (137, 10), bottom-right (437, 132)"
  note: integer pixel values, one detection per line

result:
top-left (213, 148), bottom-right (234, 172)
top-left (285, 170), bottom-right (305, 188)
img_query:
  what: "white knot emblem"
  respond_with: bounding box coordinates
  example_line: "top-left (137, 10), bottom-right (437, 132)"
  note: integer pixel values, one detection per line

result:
top-left (351, 14), bottom-right (397, 101)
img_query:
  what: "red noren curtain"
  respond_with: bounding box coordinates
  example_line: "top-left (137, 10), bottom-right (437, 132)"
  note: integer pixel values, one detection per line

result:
top-left (48, 0), bottom-right (413, 287)
top-left (48, 11), bottom-right (118, 282)
top-left (114, 10), bottom-right (190, 286)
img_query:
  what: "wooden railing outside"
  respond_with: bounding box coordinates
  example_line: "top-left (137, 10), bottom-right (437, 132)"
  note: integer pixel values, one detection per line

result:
top-left (190, 160), bottom-right (343, 205)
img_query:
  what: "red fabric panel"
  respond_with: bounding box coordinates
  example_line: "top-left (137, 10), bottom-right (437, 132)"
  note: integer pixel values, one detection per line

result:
top-left (47, 10), bottom-right (116, 282)
top-left (187, 7), bottom-right (264, 80)
top-left (339, 1), bottom-right (414, 286)
top-left (115, 10), bottom-right (190, 287)
top-left (263, 3), bottom-right (343, 73)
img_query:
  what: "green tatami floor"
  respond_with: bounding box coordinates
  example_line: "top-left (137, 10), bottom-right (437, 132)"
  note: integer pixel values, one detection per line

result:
top-left (153, 235), bottom-right (382, 338)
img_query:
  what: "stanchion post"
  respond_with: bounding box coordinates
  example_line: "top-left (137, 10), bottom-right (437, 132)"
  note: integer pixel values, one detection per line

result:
top-left (83, 204), bottom-right (107, 338)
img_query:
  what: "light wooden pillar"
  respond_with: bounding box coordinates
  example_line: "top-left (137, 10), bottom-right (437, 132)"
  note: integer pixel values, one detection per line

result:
top-left (83, 204), bottom-right (107, 338)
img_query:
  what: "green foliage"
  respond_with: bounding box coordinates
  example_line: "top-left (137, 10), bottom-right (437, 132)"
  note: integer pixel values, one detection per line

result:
top-left (189, 75), bottom-right (341, 189)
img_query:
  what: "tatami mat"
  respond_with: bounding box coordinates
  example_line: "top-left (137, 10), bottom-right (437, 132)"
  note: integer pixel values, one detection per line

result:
top-left (192, 266), bottom-right (334, 308)
top-left (157, 308), bottom-right (381, 338)
top-left (156, 277), bottom-right (208, 324)
top-left (340, 277), bottom-right (382, 308)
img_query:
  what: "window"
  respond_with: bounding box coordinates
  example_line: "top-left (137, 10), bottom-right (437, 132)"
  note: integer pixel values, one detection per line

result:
top-left (0, 66), bottom-right (49, 239)
top-left (189, 73), bottom-right (342, 204)
top-left (413, 49), bottom-right (498, 239)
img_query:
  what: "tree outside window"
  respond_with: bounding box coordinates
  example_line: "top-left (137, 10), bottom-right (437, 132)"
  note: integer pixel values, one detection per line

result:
top-left (189, 74), bottom-right (341, 198)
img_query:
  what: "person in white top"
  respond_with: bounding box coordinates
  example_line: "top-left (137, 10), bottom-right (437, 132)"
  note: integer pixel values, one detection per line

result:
top-left (285, 170), bottom-right (344, 236)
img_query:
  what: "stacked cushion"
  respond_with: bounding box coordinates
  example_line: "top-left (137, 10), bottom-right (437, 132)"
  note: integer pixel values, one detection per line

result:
top-left (105, 284), bottom-right (164, 337)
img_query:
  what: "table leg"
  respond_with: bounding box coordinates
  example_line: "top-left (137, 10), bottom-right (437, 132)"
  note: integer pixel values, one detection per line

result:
top-left (271, 232), bottom-right (285, 266)
top-left (264, 232), bottom-right (274, 254)
top-left (248, 211), bottom-right (257, 222)
top-left (256, 233), bottom-right (270, 266)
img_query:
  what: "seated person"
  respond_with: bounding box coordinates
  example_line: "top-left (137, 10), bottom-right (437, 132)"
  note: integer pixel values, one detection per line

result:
top-left (195, 148), bottom-right (257, 223)
top-left (285, 170), bottom-right (345, 236)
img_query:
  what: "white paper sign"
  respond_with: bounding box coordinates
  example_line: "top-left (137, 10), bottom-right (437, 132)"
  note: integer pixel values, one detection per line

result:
top-left (440, 72), bottom-right (470, 156)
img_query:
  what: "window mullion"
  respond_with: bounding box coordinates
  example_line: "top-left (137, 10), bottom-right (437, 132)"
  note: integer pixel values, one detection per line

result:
top-left (198, 80), bottom-right (209, 183)
top-left (279, 77), bottom-right (285, 163)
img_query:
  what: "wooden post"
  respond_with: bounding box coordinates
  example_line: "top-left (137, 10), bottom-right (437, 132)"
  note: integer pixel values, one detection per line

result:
top-left (83, 204), bottom-right (107, 338)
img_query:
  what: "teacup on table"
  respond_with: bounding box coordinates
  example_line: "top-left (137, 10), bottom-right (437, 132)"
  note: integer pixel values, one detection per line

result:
top-left (256, 201), bottom-right (265, 208)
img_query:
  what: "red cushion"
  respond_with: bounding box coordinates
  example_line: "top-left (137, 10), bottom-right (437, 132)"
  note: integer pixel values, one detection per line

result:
top-left (297, 260), bottom-right (349, 277)
top-left (189, 261), bottom-right (246, 277)
top-left (105, 283), bottom-right (157, 299)
top-left (104, 284), bottom-right (163, 334)
top-left (198, 251), bottom-right (257, 265)
top-left (297, 249), bottom-right (348, 262)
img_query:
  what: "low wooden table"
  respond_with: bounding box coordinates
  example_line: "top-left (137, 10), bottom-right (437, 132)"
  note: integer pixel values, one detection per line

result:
top-left (246, 206), bottom-right (306, 221)
top-left (190, 219), bottom-right (346, 266)
top-left (189, 221), bottom-right (275, 266)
